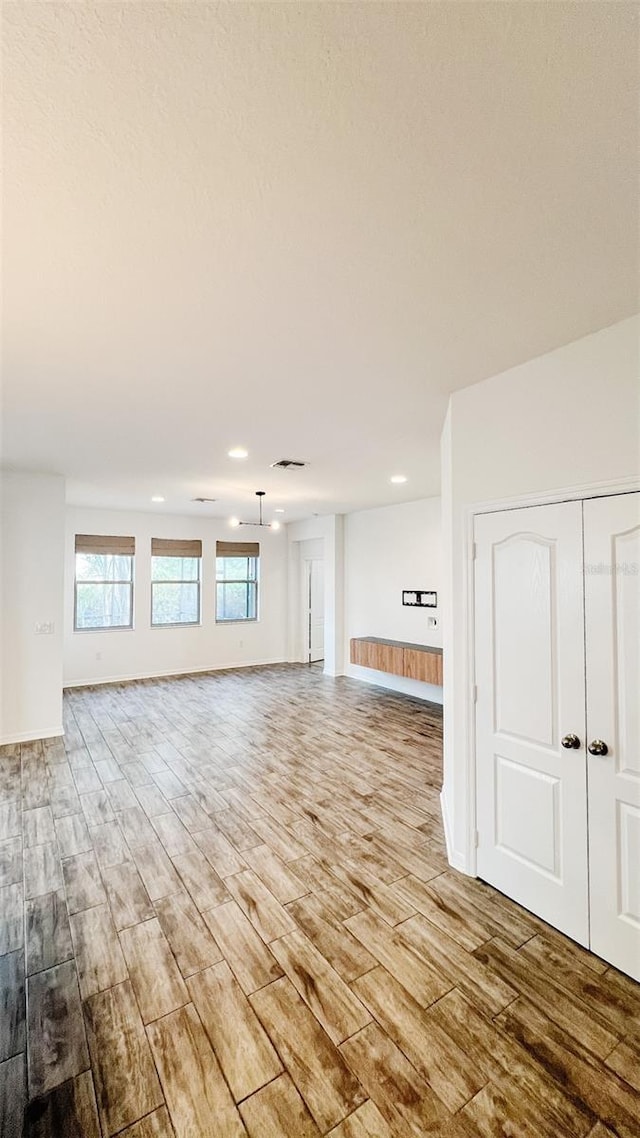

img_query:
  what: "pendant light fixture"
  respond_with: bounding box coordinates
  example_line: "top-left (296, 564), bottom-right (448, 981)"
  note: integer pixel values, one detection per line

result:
top-left (229, 491), bottom-right (281, 530)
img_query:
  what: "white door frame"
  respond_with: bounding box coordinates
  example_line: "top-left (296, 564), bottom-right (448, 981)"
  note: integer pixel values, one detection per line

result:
top-left (455, 474), bottom-right (640, 878)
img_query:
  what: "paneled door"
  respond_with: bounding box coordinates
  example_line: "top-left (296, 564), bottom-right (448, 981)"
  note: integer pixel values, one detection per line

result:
top-left (475, 502), bottom-right (589, 944)
top-left (585, 492), bottom-right (640, 980)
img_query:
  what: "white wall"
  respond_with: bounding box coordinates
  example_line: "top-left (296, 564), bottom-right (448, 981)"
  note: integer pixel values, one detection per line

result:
top-left (344, 498), bottom-right (443, 703)
top-left (287, 515), bottom-right (345, 676)
top-left (442, 315), bottom-right (640, 872)
top-left (1, 471), bottom-right (65, 743)
top-left (64, 507), bottom-right (288, 686)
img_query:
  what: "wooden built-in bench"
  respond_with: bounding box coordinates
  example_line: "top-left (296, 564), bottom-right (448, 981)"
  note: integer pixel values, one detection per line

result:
top-left (350, 636), bottom-right (443, 685)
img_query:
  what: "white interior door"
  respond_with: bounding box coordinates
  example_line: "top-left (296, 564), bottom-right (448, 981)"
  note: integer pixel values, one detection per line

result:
top-left (585, 492), bottom-right (640, 980)
top-left (306, 559), bottom-right (324, 663)
top-left (475, 501), bottom-right (589, 944)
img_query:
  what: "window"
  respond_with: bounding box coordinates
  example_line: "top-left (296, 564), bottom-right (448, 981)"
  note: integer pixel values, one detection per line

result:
top-left (216, 540), bottom-right (259, 622)
top-left (74, 535), bottom-right (134, 630)
top-left (151, 538), bottom-right (202, 626)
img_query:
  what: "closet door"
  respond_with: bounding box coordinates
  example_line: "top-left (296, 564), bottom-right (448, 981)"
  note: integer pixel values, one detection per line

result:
top-left (475, 502), bottom-right (588, 944)
top-left (585, 492), bottom-right (640, 980)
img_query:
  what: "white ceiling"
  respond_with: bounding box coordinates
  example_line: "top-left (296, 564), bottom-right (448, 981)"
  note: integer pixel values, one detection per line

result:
top-left (2, 2), bottom-right (638, 522)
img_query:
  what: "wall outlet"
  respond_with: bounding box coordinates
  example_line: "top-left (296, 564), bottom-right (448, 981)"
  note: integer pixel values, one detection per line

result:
top-left (34, 621), bottom-right (55, 635)
top-left (96, 651), bottom-right (102, 661)
top-left (239, 639), bottom-right (244, 648)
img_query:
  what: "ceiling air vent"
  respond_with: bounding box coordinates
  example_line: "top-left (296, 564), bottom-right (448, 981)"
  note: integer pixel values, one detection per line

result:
top-left (192, 497), bottom-right (217, 503)
top-left (270, 459), bottom-right (307, 469)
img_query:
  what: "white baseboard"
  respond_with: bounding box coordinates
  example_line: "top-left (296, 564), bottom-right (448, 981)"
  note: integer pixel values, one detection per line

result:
top-left (346, 664), bottom-right (443, 705)
top-left (1, 725), bottom-right (64, 746)
top-left (63, 657), bottom-right (288, 690)
top-left (440, 787), bottom-right (472, 875)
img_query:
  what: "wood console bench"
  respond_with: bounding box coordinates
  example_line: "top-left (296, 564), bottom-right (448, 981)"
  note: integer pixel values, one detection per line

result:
top-left (350, 636), bottom-right (443, 685)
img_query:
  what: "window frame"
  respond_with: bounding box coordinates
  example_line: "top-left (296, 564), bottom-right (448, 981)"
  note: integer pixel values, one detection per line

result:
top-left (73, 553), bottom-right (135, 633)
top-left (150, 553), bottom-right (202, 629)
top-left (215, 554), bottom-right (259, 624)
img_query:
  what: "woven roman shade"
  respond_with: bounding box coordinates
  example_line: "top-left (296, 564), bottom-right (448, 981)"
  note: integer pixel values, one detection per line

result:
top-left (151, 538), bottom-right (202, 558)
top-left (216, 540), bottom-right (260, 557)
top-left (75, 534), bottom-right (135, 555)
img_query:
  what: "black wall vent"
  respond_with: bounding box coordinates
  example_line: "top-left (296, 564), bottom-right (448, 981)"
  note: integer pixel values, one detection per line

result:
top-left (270, 459), bottom-right (307, 469)
top-left (192, 497), bottom-right (217, 503)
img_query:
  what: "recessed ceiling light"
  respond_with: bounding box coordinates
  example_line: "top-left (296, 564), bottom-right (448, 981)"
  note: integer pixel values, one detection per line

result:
top-left (151, 495), bottom-right (165, 502)
top-left (229, 516), bottom-right (240, 528)
top-left (228, 447), bottom-right (248, 459)
top-left (274, 508), bottom-right (285, 514)
top-left (390, 475), bottom-right (407, 484)
top-left (271, 520), bottom-right (281, 531)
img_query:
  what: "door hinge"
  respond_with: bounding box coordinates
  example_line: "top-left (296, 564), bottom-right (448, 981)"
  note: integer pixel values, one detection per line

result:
top-left (472, 683), bottom-right (478, 703)
top-left (471, 541), bottom-right (477, 560)
top-left (474, 829), bottom-right (480, 849)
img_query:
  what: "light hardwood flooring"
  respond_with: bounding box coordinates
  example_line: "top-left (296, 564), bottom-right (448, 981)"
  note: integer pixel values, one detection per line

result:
top-left (1, 663), bottom-right (639, 1137)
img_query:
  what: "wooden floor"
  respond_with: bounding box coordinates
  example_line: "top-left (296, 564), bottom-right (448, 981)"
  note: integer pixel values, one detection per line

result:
top-left (1, 665), bottom-right (639, 1138)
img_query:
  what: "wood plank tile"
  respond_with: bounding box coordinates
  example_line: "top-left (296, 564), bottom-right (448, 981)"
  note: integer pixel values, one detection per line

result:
top-left (102, 861), bottom-right (155, 930)
top-left (344, 907), bottom-right (453, 1008)
top-left (1, 837), bottom-right (23, 888)
top-left (73, 765), bottom-right (103, 795)
top-left (213, 808), bottom-right (262, 851)
top-left (105, 780), bottom-right (137, 812)
top-left (147, 1003), bottom-right (245, 1137)
top-left (394, 874), bottom-right (488, 950)
top-left (270, 929), bottom-right (371, 1046)
top-left (605, 1038), bottom-right (640, 1093)
top-left (24, 1070), bottom-right (100, 1138)
top-left (339, 1021), bottom-right (449, 1137)
top-left (0, 882), bottom-right (23, 955)
top-left (27, 961), bottom-right (89, 1097)
top-left (171, 795), bottom-right (211, 833)
top-left (0, 1053), bottom-right (26, 1138)
top-left (226, 868), bottom-right (297, 942)
top-left (154, 890), bottom-right (222, 977)
top-left (119, 1106), bottom-right (175, 1137)
top-left (243, 844), bottom-right (309, 904)
top-left (351, 966), bottom-right (483, 1113)
top-left (26, 890), bottom-right (73, 975)
top-left (23, 807), bottom-right (55, 848)
top-left (69, 904), bottom-right (128, 999)
top-left (427, 988), bottom-right (594, 1136)
top-left (24, 842), bottom-right (62, 899)
top-left (327, 1099), bottom-right (394, 1138)
top-left (117, 806), bottom-right (158, 848)
top-left (251, 976), bottom-right (366, 1130)
top-left (0, 951), bottom-right (25, 1063)
top-left (172, 848), bottom-right (229, 910)
top-left (130, 841), bottom-right (183, 901)
top-left (202, 900), bottom-right (283, 995)
top-left (55, 813), bottom-right (93, 858)
top-left (330, 860), bottom-right (414, 927)
top-left (188, 961), bottom-right (282, 1102)
top-left (193, 827), bottom-right (247, 877)
top-left (80, 789), bottom-right (115, 827)
top-left (0, 800), bottom-right (21, 842)
top-left (62, 851), bottom-right (106, 914)
top-left (120, 918), bottom-right (189, 1023)
top-left (84, 980), bottom-right (163, 1136)
top-left (149, 812), bottom-right (195, 857)
top-left (90, 820), bottom-right (130, 870)
top-left (239, 1073), bottom-right (322, 1138)
top-left (495, 998), bottom-right (640, 1138)
top-left (133, 784), bottom-right (171, 818)
top-left (397, 912), bottom-right (517, 1018)
top-left (287, 892), bottom-right (376, 983)
top-left (474, 938), bottom-right (619, 1060)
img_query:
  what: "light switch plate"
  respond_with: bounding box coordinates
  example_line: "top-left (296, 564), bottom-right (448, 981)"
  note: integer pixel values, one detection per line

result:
top-left (34, 621), bottom-right (55, 635)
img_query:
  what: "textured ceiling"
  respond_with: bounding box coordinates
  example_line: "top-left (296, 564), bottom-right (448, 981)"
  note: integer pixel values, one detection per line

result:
top-left (2, 2), bottom-right (638, 520)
